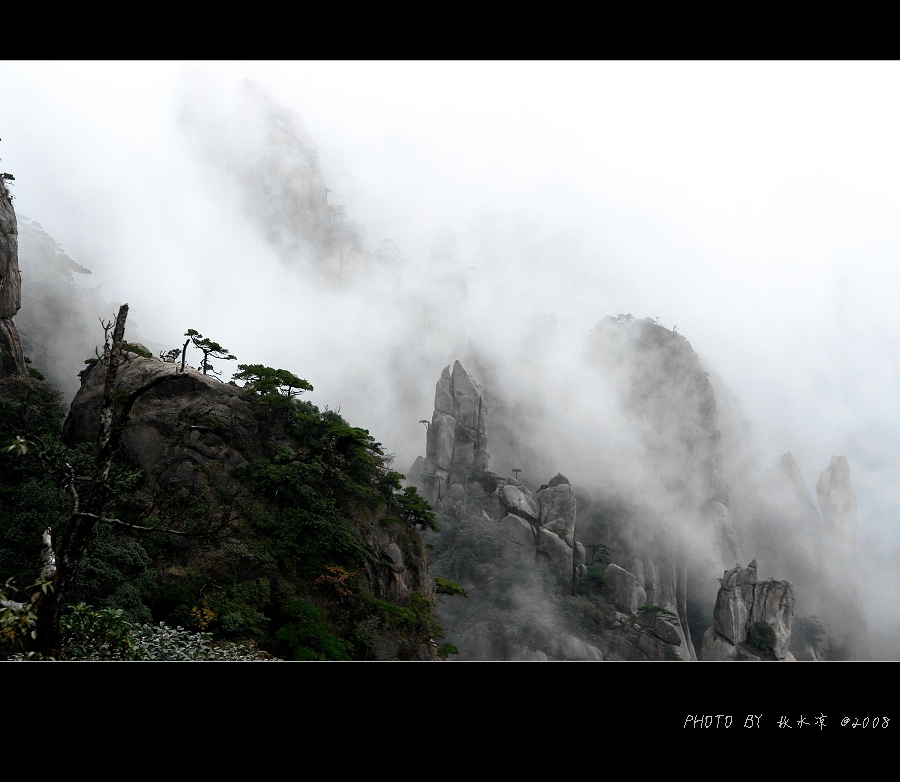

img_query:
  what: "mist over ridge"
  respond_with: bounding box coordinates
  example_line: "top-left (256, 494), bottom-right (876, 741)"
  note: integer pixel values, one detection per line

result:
top-left (3, 62), bottom-right (899, 656)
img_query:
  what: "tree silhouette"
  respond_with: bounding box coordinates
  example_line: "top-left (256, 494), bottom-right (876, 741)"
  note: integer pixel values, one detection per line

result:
top-left (184, 329), bottom-right (236, 377)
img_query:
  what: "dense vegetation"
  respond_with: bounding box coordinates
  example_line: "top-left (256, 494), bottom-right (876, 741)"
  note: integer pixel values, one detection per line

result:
top-left (1, 347), bottom-right (452, 660)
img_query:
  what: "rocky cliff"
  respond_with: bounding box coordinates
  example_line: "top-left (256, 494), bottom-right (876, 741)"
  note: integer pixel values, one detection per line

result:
top-left (412, 319), bottom-right (869, 659)
top-left (0, 177), bottom-right (25, 379)
top-left (411, 357), bottom-right (698, 660)
top-left (62, 349), bottom-right (443, 660)
top-left (580, 315), bottom-right (745, 657)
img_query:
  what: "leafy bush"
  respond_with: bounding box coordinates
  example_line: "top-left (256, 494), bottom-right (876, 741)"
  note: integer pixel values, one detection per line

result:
top-left (745, 620), bottom-right (777, 660)
top-left (7, 603), bottom-right (274, 661)
top-left (581, 564), bottom-right (611, 594)
top-left (0, 577), bottom-right (39, 652)
top-left (124, 342), bottom-right (152, 359)
top-left (435, 577), bottom-right (468, 597)
top-left (275, 599), bottom-right (353, 661)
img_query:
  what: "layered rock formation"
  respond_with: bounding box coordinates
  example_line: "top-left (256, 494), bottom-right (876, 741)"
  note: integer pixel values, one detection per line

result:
top-left (0, 177), bottom-right (25, 378)
top-left (700, 560), bottom-right (796, 660)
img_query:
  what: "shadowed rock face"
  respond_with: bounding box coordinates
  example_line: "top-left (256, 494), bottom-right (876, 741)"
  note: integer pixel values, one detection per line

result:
top-left (63, 355), bottom-right (260, 498)
top-left (0, 178), bottom-right (25, 378)
top-left (63, 353), bottom-right (438, 643)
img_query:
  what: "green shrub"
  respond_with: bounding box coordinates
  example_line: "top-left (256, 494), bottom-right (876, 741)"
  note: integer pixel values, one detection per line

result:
top-left (275, 599), bottom-right (352, 661)
top-left (435, 577), bottom-right (468, 597)
top-left (745, 620), bottom-right (777, 660)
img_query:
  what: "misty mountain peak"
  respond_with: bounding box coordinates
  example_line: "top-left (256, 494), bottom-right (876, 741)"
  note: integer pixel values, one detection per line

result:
top-left (179, 77), bottom-right (373, 284)
top-left (817, 455), bottom-right (858, 545)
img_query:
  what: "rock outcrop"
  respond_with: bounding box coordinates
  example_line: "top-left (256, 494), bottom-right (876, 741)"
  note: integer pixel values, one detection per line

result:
top-left (64, 354), bottom-right (261, 499)
top-left (742, 450), bottom-right (871, 659)
top-left (582, 316), bottom-right (744, 656)
top-left (495, 474), bottom-right (587, 589)
top-left (412, 359), bottom-right (694, 660)
top-left (408, 360), bottom-right (488, 511)
top-left (63, 350), bottom-right (440, 658)
top-left (0, 177), bottom-right (25, 378)
top-left (413, 323), bottom-right (871, 661)
top-left (700, 560), bottom-right (796, 660)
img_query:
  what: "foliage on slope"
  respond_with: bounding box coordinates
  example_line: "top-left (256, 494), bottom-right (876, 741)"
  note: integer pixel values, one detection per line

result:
top-left (1, 353), bottom-right (449, 660)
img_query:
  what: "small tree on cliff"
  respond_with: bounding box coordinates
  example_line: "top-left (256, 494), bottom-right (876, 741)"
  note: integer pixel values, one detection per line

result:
top-left (394, 486), bottom-right (439, 533)
top-left (234, 364), bottom-right (313, 400)
top-left (184, 329), bottom-right (236, 377)
top-left (234, 364), bottom-right (313, 424)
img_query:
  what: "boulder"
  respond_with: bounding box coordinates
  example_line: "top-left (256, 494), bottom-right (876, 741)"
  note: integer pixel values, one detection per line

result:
top-left (537, 480), bottom-right (577, 538)
top-left (536, 526), bottom-right (572, 575)
top-left (499, 483), bottom-right (539, 523)
top-left (606, 564), bottom-right (647, 614)
top-left (497, 514), bottom-right (537, 564)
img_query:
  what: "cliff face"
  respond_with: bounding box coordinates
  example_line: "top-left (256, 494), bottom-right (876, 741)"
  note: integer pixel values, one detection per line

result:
top-left (0, 178), bottom-right (25, 378)
top-left (411, 357), bottom-right (697, 660)
top-left (412, 316), bottom-right (869, 660)
top-left (581, 315), bottom-right (744, 656)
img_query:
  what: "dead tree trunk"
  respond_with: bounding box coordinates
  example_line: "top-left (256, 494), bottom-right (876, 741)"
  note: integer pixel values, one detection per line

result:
top-left (35, 305), bottom-right (130, 657)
